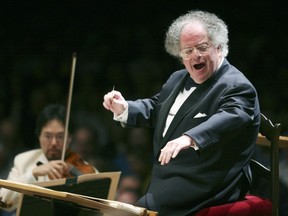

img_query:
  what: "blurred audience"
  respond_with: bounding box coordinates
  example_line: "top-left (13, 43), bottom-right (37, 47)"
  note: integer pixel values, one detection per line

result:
top-left (0, 118), bottom-right (27, 179)
top-left (116, 175), bottom-right (142, 205)
top-left (113, 128), bottom-right (153, 185)
top-left (71, 111), bottom-right (116, 172)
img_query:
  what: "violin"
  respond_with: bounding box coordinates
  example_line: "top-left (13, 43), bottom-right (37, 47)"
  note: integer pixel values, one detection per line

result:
top-left (64, 148), bottom-right (96, 178)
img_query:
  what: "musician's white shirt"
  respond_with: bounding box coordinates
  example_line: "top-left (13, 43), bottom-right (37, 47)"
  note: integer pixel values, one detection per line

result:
top-left (0, 149), bottom-right (49, 212)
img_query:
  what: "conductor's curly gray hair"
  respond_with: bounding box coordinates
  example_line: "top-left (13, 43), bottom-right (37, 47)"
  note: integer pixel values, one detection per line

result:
top-left (164, 10), bottom-right (229, 58)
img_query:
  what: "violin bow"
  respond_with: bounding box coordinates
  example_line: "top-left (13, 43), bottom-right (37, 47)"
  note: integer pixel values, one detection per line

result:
top-left (61, 52), bottom-right (77, 161)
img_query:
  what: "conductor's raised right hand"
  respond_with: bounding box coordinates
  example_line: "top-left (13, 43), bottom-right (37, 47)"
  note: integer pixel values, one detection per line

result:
top-left (103, 90), bottom-right (128, 115)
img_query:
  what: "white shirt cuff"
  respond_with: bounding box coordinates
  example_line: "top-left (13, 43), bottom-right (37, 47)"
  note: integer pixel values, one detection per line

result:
top-left (113, 106), bottom-right (128, 124)
top-left (191, 142), bottom-right (199, 151)
top-left (25, 171), bottom-right (38, 183)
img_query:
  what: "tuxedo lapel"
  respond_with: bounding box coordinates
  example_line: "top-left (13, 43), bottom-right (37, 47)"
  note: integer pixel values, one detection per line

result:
top-left (153, 73), bottom-right (188, 153)
top-left (161, 62), bottom-right (226, 145)
top-left (162, 82), bottom-right (213, 143)
top-left (153, 62), bottom-right (224, 154)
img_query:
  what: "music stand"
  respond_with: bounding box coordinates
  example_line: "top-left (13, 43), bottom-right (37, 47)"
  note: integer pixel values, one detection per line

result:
top-left (16, 172), bottom-right (121, 216)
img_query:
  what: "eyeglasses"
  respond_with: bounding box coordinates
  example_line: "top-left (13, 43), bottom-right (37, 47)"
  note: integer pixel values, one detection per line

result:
top-left (180, 43), bottom-right (212, 60)
top-left (41, 133), bottom-right (65, 143)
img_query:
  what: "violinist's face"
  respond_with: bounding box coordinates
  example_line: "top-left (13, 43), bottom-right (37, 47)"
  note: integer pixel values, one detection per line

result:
top-left (39, 119), bottom-right (70, 161)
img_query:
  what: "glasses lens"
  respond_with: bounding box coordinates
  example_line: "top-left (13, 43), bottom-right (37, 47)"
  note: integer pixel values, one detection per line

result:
top-left (180, 43), bottom-right (211, 59)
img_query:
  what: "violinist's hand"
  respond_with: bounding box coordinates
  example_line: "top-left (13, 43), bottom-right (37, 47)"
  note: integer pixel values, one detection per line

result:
top-left (158, 135), bottom-right (193, 165)
top-left (32, 160), bottom-right (69, 180)
top-left (103, 90), bottom-right (128, 115)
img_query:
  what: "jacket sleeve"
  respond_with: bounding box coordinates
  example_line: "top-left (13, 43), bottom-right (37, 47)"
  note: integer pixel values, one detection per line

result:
top-left (126, 94), bottom-right (159, 128)
top-left (0, 155), bottom-right (37, 212)
top-left (184, 83), bottom-right (260, 151)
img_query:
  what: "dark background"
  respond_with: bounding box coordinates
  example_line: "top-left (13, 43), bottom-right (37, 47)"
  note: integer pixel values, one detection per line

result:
top-left (0, 0), bottom-right (287, 148)
top-left (1, 1), bottom-right (288, 215)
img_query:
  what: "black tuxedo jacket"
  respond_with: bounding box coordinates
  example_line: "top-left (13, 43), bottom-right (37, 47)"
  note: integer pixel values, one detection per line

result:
top-left (126, 59), bottom-right (260, 215)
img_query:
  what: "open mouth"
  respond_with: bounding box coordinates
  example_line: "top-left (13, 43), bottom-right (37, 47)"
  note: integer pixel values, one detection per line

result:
top-left (194, 63), bottom-right (205, 70)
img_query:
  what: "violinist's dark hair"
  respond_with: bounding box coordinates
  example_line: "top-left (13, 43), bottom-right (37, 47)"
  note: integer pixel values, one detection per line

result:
top-left (35, 104), bottom-right (74, 137)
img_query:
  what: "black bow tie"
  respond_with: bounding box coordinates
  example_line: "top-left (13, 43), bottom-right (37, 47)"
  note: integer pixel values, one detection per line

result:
top-left (184, 77), bottom-right (198, 90)
top-left (36, 161), bottom-right (43, 166)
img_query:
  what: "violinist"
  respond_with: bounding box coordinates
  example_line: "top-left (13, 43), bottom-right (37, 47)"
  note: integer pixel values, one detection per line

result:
top-left (0, 104), bottom-right (98, 213)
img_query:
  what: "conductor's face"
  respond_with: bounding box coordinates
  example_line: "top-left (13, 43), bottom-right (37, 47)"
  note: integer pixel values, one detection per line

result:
top-left (179, 22), bottom-right (222, 84)
top-left (39, 119), bottom-right (65, 160)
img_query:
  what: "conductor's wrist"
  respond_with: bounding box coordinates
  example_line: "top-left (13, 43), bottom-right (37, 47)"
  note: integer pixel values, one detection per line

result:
top-left (183, 135), bottom-right (199, 150)
top-left (113, 104), bottom-right (128, 124)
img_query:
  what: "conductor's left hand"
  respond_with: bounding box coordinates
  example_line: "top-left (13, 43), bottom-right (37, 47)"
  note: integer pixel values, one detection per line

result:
top-left (159, 135), bottom-right (192, 165)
